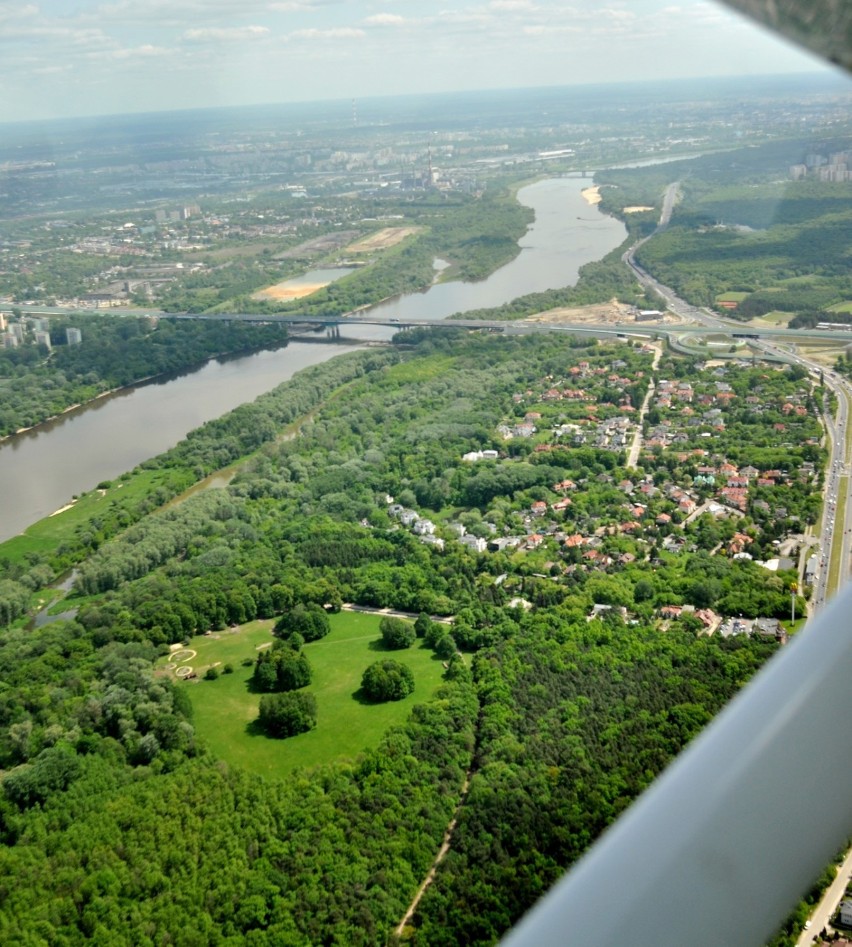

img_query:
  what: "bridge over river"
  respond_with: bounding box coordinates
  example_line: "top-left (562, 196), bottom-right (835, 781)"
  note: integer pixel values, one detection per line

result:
top-left (161, 310), bottom-right (852, 347)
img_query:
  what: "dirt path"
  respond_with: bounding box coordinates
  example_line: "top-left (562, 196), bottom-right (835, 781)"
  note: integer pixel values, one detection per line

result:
top-left (395, 770), bottom-right (472, 936)
top-left (341, 603), bottom-right (453, 624)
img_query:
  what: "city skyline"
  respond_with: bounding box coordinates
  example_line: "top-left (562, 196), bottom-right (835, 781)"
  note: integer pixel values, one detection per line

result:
top-left (0, 0), bottom-right (837, 123)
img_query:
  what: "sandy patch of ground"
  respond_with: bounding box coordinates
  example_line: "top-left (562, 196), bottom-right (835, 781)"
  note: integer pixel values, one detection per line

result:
top-left (253, 282), bottom-right (328, 301)
top-left (623, 205), bottom-right (654, 213)
top-left (581, 186), bottom-right (602, 205)
top-left (49, 502), bottom-right (77, 517)
top-left (526, 299), bottom-right (678, 326)
top-left (346, 227), bottom-right (418, 253)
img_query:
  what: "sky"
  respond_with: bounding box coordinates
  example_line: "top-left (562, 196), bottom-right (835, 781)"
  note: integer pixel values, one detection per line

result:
top-left (0, 0), bottom-right (838, 122)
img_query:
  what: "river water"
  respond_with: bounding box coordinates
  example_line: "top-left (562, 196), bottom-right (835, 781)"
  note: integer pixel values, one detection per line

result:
top-left (0, 177), bottom-right (625, 542)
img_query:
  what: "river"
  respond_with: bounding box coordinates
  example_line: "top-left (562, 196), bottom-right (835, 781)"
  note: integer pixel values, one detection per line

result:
top-left (0, 177), bottom-right (625, 542)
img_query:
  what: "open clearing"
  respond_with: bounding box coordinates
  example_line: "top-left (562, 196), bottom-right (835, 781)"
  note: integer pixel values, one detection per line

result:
top-left (253, 281), bottom-right (330, 301)
top-left (159, 611), bottom-right (448, 776)
top-left (749, 311), bottom-right (794, 327)
top-left (345, 227), bottom-right (419, 253)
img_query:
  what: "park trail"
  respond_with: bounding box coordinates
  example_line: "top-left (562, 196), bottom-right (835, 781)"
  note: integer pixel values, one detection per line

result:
top-left (395, 768), bottom-right (473, 937)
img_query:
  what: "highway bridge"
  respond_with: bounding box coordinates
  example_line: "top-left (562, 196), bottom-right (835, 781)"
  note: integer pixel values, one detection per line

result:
top-left (16, 303), bottom-right (852, 345)
top-left (160, 310), bottom-right (852, 346)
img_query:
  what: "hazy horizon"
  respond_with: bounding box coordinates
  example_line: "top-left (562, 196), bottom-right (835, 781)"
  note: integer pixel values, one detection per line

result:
top-left (0, 0), bottom-right (839, 124)
top-left (1, 70), bottom-right (849, 132)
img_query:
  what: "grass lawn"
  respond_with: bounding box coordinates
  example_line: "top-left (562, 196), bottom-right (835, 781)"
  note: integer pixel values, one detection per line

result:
top-left (828, 477), bottom-right (848, 598)
top-left (753, 311), bottom-right (794, 326)
top-left (827, 301), bottom-right (852, 313)
top-left (715, 292), bottom-right (750, 303)
top-left (162, 612), bottom-right (450, 777)
top-left (381, 355), bottom-right (457, 385)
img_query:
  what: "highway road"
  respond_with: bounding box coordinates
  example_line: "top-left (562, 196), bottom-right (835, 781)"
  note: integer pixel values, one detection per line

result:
top-left (797, 846), bottom-right (852, 946)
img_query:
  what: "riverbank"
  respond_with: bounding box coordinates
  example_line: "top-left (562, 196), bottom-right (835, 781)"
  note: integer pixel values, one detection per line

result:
top-left (0, 337), bottom-right (291, 446)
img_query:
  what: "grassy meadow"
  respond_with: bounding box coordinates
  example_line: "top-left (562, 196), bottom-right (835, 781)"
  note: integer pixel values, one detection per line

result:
top-left (160, 611), bottom-right (450, 776)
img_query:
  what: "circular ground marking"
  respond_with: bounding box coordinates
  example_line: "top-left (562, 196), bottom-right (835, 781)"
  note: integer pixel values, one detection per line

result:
top-left (171, 649), bottom-right (196, 664)
top-left (175, 666), bottom-right (193, 678)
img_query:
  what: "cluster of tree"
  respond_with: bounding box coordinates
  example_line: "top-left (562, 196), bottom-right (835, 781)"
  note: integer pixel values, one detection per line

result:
top-left (0, 672), bottom-right (478, 943)
top-left (9, 347), bottom-right (393, 581)
top-left (257, 691), bottom-right (317, 737)
top-left (55, 333), bottom-right (819, 657)
top-left (361, 659), bottom-right (415, 702)
top-left (791, 309), bottom-right (852, 330)
top-left (252, 637), bottom-right (312, 692)
top-left (735, 285), bottom-right (846, 319)
top-left (274, 602), bottom-right (331, 642)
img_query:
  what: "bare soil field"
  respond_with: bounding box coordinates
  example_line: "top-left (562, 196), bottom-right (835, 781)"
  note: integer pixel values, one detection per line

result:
top-left (253, 282), bottom-right (329, 301)
top-left (276, 231), bottom-right (360, 260)
top-left (345, 227), bottom-right (419, 253)
top-left (527, 298), bottom-right (678, 326)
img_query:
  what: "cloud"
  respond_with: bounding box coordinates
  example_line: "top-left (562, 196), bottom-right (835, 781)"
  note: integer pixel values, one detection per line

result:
top-left (268, 1), bottom-right (318, 10)
top-left (289, 27), bottom-right (365, 40)
top-left (522, 23), bottom-right (581, 36)
top-left (91, 44), bottom-right (174, 61)
top-left (184, 25), bottom-right (271, 42)
top-left (489, 0), bottom-right (536, 11)
top-left (0, 4), bottom-right (39, 22)
top-left (364, 13), bottom-right (406, 26)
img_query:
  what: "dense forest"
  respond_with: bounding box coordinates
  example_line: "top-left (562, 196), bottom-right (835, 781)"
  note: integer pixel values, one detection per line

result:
top-left (0, 330), bottom-right (824, 944)
top-left (0, 314), bottom-right (289, 437)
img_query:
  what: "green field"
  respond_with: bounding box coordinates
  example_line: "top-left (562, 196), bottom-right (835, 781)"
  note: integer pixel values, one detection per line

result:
top-left (162, 611), bottom-right (450, 776)
top-left (754, 310), bottom-right (794, 326)
top-left (381, 354), bottom-right (458, 384)
top-left (827, 301), bottom-right (852, 313)
top-left (715, 291), bottom-right (750, 303)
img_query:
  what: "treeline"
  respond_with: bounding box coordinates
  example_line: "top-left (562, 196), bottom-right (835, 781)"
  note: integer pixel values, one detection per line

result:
top-left (0, 315), bottom-right (289, 437)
